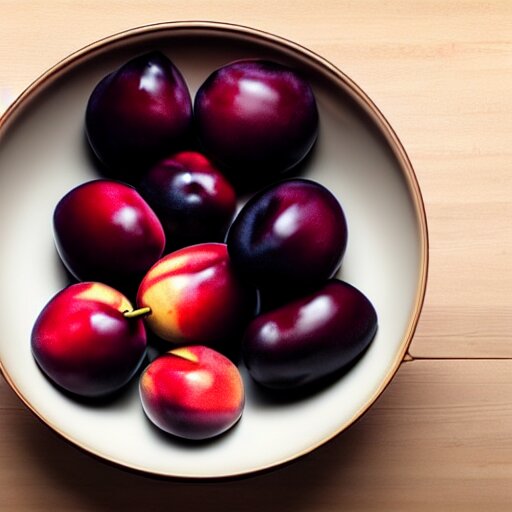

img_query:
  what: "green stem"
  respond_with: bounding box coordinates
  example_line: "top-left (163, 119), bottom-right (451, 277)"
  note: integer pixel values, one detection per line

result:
top-left (123, 307), bottom-right (152, 319)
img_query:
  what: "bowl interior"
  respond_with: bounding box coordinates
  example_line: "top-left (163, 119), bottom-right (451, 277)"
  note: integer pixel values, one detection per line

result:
top-left (0, 25), bottom-right (425, 478)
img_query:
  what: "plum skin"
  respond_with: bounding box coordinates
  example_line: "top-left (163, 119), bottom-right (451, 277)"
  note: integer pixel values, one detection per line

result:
top-left (86, 51), bottom-right (192, 175)
top-left (139, 346), bottom-right (244, 440)
top-left (194, 59), bottom-right (318, 183)
top-left (31, 282), bottom-right (147, 397)
top-left (138, 151), bottom-right (237, 249)
top-left (243, 280), bottom-right (378, 390)
top-left (53, 179), bottom-right (166, 289)
top-left (137, 243), bottom-right (257, 348)
top-left (227, 178), bottom-right (347, 295)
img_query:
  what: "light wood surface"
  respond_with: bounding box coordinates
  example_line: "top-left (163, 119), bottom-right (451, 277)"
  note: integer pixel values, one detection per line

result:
top-left (1, 1), bottom-right (512, 510)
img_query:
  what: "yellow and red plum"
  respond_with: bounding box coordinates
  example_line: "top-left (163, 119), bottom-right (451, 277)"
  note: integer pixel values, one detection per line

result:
top-left (227, 178), bottom-right (347, 295)
top-left (243, 280), bottom-right (377, 390)
top-left (54, 179), bottom-right (165, 288)
top-left (31, 282), bottom-right (147, 397)
top-left (137, 243), bottom-right (257, 347)
top-left (139, 345), bottom-right (244, 440)
top-left (138, 151), bottom-right (236, 249)
top-left (194, 60), bottom-right (318, 186)
top-left (86, 51), bottom-right (192, 175)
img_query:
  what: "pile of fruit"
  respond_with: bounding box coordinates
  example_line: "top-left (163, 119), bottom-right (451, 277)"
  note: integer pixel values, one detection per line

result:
top-left (31, 52), bottom-right (378, 441)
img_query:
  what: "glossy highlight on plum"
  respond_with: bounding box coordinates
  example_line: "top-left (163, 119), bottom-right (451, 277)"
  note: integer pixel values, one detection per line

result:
top-left (31, 282), bottom-right (147, 397)
top-left (138, 151), bottom-right (237, 249)
top-left (227, 178), bottom-right (347, 295)
top-left (137, 243), bottom-right (257, 347)
top-left (53, 179), bottom-right (166, 289)
top-left (195, 59), bottom-right (318, 186)
top-left (86, 51), bottom-right (193, 175)
top-left (243, 280), bottom-right (378, 390)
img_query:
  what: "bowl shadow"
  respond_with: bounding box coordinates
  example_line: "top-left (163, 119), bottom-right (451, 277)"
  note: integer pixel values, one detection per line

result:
top-left (14, 387), bottom-right (376, 512)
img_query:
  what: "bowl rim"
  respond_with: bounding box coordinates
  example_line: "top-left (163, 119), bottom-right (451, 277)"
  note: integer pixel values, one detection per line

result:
top-left (0, 20), bottom-right (429, 480)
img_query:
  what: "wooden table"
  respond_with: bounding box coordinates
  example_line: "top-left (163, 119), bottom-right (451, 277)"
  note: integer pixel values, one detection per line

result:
top-left (1, 1), bottom-right (511, 509)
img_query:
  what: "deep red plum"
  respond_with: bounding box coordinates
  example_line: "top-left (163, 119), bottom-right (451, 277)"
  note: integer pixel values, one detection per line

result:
top-left (86, 51), bottom-right (192, 176)
top-left (194, 59), bottom-right (318, 186)
top-left (138, 151), bottom-right (237, 249)
top-left (54, 179), bottom-right (165, 289)
top-left (31, 282), bottom-right (147, 397)
top-left (139, 345), bottom-right (244, 440)
top-left (243, 280), bottom-right (378, 390)
top-left (227, 178), bottom-right (347, 294)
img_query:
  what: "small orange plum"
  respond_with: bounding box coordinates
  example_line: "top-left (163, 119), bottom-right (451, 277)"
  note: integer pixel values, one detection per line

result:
top-left (139, 345), bottom-right (244, 440)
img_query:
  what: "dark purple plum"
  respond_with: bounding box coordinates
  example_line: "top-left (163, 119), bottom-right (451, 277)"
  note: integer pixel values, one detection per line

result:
top-left (194, 59), bottom-right (318, 187)
top-left (138, 151), bottom-right (237, 249)
top-left (86, 51), bottom-right (192, 177)
top-left (226, 178), bottom-right (347, 295)
top-left (54, 180), bottom-right (165, 290)
top-left (243, 280), bottom-right (378, 390)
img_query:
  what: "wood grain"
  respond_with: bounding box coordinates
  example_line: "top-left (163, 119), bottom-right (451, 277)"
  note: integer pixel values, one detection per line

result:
top-left (1, 1), bottom-right (512, 509)
top-left (2, 360), bottom-right (512, 511)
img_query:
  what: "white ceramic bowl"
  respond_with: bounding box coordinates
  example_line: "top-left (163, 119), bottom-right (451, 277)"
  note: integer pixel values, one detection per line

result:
top-left (0, 22), bottom-right (428, 479)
